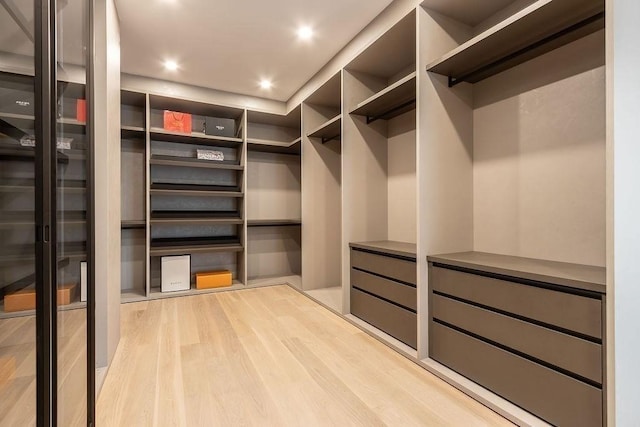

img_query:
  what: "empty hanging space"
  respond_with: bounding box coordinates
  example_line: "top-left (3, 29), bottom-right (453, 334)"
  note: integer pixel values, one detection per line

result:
top-left (120, 90), bottom-right (147, 302)
top-left (301, 72), bottom-right (342, 311)
top-left (343, 10), bottom-right (418, 351)
top-left (420, 0), bottom-right (606, 425)
top-left (148, 96), bottom-right (246, 297)
top-left (246, 108), bottom-right (301, 286)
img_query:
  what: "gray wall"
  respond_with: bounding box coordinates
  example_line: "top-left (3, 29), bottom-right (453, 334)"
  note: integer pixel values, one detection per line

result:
top-left (94, 0), bottom-right (121, 383)
top-left (609, 0), bottom-right (640, 424)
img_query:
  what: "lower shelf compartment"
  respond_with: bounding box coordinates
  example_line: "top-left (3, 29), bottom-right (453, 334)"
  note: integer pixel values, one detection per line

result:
top-left (149, 236), bottom-right (243, 256)
top-left (148, 281), bottom-right (244, 299)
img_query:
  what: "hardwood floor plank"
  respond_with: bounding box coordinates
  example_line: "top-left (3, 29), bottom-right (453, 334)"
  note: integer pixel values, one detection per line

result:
top-left (98, 285), bottom-right (514, 426)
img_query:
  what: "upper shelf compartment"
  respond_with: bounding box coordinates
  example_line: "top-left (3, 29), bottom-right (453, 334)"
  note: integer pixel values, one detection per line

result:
top-left (247, 105), bottom-right (301, 155)
top-left (346, 10), bottom-right (416, 124)
top-left (305, 71), bottom-right (342, 144)
top-left (424, 0), bottom-right (605, 86)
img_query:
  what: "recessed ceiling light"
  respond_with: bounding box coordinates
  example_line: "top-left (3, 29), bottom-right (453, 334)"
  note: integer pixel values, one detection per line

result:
top-left (164, 60), bottom-right (178, 71)
top-left (297, 26), bottom-right (313, 41)
top-left (260, 79), bottom-right (272, 90)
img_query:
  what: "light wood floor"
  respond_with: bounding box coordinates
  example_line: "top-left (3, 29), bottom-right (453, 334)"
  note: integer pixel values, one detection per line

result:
top-left (97, 285), bottom-right (513, 426)
top-left (0, 309), bottom-right (87, 427)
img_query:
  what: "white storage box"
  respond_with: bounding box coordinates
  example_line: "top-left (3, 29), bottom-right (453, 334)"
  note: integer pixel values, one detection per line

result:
top-left (161, 255), bottom-right (191, 292)
top-left (80, 261), bottom-right (87, 302)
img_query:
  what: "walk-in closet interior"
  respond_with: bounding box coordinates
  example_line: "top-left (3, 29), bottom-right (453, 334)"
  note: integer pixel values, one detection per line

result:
top-left (2, 0), bottom-right (639, 425)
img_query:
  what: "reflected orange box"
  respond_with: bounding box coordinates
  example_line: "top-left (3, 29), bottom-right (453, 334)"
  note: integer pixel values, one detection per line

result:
top-left (195, 270), bottom-right (232, 289)
top-left (4, 283), bottom-right (77, 312)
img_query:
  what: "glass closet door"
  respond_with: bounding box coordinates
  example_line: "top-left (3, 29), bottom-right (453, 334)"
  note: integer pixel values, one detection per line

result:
top-left (0, 1), bottom-right (38, 425)
top-left (57, 0), bottom-right (90, 425)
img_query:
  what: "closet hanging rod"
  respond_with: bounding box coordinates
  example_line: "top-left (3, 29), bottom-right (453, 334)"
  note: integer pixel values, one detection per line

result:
top-left (366, 99), bottom-right (416, 124)
top-left (447, 11), bottom-right (605, 87)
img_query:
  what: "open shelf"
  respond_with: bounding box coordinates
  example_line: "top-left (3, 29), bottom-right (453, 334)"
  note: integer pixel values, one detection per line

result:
top-left (349, 72), bottom-right (416, 123)
top-left (149, 236), bottom-right (243, 257)
top-left (120, 289), bottom-right (147, 303)
top-left (150, 128), bottom-right (243, 148)
top-left (0, 112), bottom-right (86, 133)
top-left (121, 125), bottom-right (145, 139)
top-left (0, 147), bottom-right (70, 164)
top-left (151, 210), bottom-right (243, 225)
top-left (0, 178), bottom-right (87, 193)
top-left (148, 280), bottom-right (244, 300)
top-left (0, 300), bottom-right (86, 320)
top-left (247, 219), bottom-right (301, 227)
top-left (307, 114), bottom-right (341, 144)
top-left (150, 154), bottom-right (242, 170)
top-left (149, 182), bottom-right (243, 197)
top-left (121, 220), bottom-right (146, 229)
top-left (425, 0), bottom-right (605, 86)
top-left (0, 242), bottom-right (86, 263)
top-left (247, 137), bottom-right (301, 155)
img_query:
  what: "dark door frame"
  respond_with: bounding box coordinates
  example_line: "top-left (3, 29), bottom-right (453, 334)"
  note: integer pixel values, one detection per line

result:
top-left (34, 0), bottom-right (96, 425)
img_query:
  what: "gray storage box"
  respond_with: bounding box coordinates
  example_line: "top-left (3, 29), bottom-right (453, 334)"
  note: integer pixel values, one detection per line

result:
top-left (0, 74), bottom-right (35, 116)
top-left (204, 117), bottom-right (236, 137)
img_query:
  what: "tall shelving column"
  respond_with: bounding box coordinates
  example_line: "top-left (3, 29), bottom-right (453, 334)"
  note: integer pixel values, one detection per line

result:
top-left (120, 90), bottom-right (147, 302)
top-left (419, 0), bottom-right (606, 425)
top-left (146, 95), bottom-right (246, 298)
top-left (301, 72), bottom-right (342, 312)
top-left (245, 107), bottom-right (302, 287)
top-left (342, 10), bottom-right (418, 351)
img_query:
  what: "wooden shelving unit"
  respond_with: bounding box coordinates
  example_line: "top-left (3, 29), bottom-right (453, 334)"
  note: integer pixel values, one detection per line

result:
top-left (349, 72), bottom-right (416, 123)
top-left (246, 107), bottom-right (302, 282)
top-left (307, 114), bottom-right (341, 143)
top-left (247, 137), bottom-right (301, 155)
top-left (150, 154), bottom-right (243, 170)
top-left (426, 0), bottom-right (605, 86)
top-left (150, 128), bottom-right (243, 147)
top-left (247, 219), bottom-right (301, 227)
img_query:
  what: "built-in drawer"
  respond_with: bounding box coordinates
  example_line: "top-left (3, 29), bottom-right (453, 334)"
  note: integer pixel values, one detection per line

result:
top-left (351, 249), bottom-right (416, 285)
top-left (432, 294), bottom-right (602, 384)
top-left (351, 268), bottom-right (416, 311)
top-left (431, 322), bottom-right (602, 427)
top-left (430, 266), bottom-right (602, 339)
top-left (351, 288), bottom-right (416, 349)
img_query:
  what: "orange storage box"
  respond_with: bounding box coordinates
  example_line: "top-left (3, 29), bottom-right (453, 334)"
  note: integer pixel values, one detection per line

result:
top-left (196, 270), bottom-right (232, 289)
top-left (4, 283), bottom-right (77, 312)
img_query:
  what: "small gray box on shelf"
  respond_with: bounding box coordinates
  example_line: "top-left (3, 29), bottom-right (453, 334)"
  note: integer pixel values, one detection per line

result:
top-left (204, 117), bottom-right (236, 137)
top-left (161, 255), bottom-right (191, 292)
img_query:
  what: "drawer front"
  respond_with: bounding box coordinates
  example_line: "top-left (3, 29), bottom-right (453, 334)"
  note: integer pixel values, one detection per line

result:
top-left (430, 322), bottom-right (602, 427)
top-left (351, 249), bottom-right (416, 285)
top-left (432, 294), bottom-right (602, 384)
top-left (430, 266), bottom-right (602, 339)
top-left (351, 268), bottom-right (416, 310)
top-left (351, 288), bottom-right (416, 349)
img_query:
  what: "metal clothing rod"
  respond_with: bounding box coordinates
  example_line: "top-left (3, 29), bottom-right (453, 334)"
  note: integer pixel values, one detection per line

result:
top-left (448, 11), bottom-right (606, 87)
top-left (366, 99), bottom-right (416, 124)
top-left (321, 134), bottom-right (340, 144)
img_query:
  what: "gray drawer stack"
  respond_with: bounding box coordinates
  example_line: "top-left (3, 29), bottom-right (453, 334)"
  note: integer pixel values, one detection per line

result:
top-left (350, 241), bottom-right (417, 349)
top-left (427, 252), bottom-right (606, 427)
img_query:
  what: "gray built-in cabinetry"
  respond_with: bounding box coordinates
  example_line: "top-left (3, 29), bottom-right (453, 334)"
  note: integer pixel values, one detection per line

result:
top-left (350, 241), bottom-right (417, 349)
top-left (428, 253), bottom-right (605, 426)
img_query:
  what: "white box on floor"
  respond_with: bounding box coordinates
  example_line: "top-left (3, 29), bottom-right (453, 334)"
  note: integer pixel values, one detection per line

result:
top-left (161, 255), bottom-right (191, 292)
top-left (80, 261), bottom-right (87, 302)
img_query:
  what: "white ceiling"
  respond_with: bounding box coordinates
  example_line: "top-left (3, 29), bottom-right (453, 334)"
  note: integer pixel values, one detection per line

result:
top-left (115, 0), bottom-right (395, 102)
